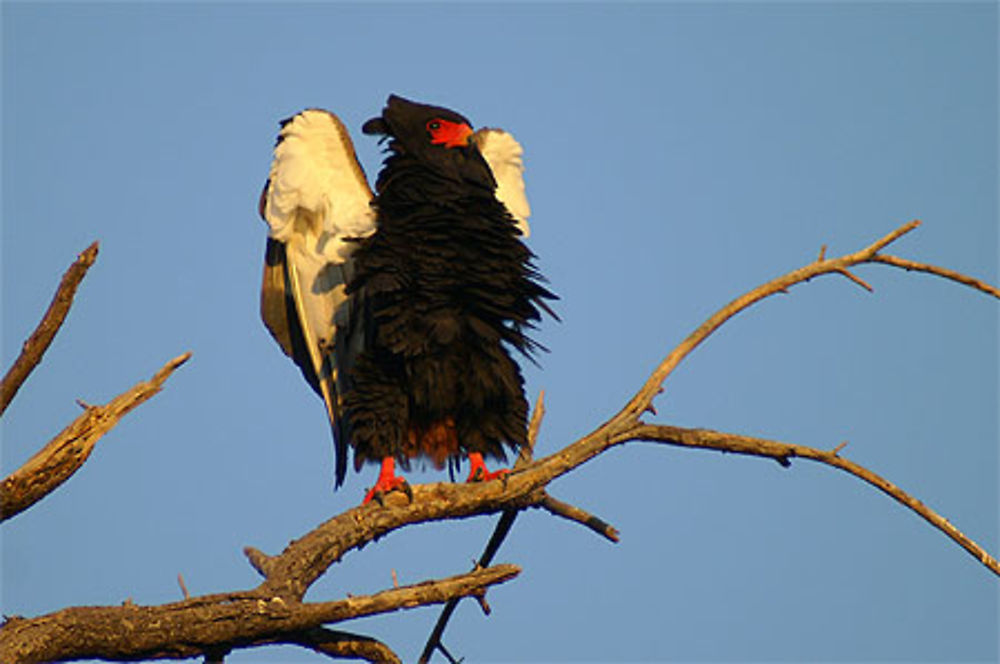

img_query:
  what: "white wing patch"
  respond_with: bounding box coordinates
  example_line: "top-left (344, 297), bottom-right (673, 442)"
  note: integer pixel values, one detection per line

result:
top-left (474, 128), bottom-right (531, 237)
top-left (259, 109), bottom-right (375, 484)
top-left (264, 109), bottom-right (375, 263)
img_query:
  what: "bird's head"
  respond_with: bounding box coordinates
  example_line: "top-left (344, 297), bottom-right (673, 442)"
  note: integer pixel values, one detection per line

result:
top-left (363, 94), bottom-right (495, 190)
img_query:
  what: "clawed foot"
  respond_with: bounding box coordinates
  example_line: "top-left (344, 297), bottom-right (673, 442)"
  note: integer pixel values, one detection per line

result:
top-left (363, 457), bottom-right (413, 505)
top-left (466, 452), bottom-right (510, 483)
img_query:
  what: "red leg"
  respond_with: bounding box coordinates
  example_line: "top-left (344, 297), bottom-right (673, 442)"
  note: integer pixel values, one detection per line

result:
top-left (465, 452), bottom-right (509, 483)
top-left (363, 457), bottom-right (410, 505)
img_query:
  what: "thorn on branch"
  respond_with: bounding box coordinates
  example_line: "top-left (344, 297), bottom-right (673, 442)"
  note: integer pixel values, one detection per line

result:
top-left (832, 441), bottom-right (848, 456)
top-left (818, 244), bottom-right (828, 261)
top-left (178, 573), bottom-right (190, 600)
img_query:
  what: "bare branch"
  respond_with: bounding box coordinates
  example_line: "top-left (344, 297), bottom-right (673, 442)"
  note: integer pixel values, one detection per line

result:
top-left (872, 253), bottom-right (1000, 299)
top-left (538, 493), bottom-right (620, 543)
top-left (628, 422), bottom-right (1000, 577)
top-left (617, 220), bottom-right (923, 422)
top-left (522, 389), bottom-right (546, 466)
top-left (1, 242), bottom-right (99, 416)
top-left (835, 267), bottom-right (874, 292)
top-left (0, 565), bottom-right (519, 663)
top-left (0, 353), bottom-right (191, 522)
top-left (5, 222), bottom-right (996, 663)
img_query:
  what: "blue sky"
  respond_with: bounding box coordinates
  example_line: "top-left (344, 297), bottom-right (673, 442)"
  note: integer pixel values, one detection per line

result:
top-left (2, 2), bottom-right (997, 662)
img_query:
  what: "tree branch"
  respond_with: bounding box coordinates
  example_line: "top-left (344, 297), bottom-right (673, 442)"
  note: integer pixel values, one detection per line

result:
top-left (4, 221), bottom-right (995, 663)
top-left (538, 492), bottom-right (620, 543)
top-left (872, 253), bottom-right (1000, 299)
top-left (1, 242), bottom-right (99, 416)
top-left (0, 565), bottom-right (518, 663)
top-left (279, 627), bottom-right (401, 663)
top-left (0, 352), bottom-right (191, 522)
top-left (627, 423), bottom-right (1000, 577)
top-left (617, 220), bottom-right (924, 423)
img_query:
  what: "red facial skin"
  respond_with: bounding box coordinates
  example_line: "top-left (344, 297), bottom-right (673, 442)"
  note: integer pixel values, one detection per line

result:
top-left (427, 118), bottom-right (473, 148)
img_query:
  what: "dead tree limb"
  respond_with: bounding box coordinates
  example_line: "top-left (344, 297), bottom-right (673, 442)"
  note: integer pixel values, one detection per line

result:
top-left (2, 221), bottom-right (995, 663)
top-left (415, 219), bottom-right (997, 661)
top-left (628, 423), bottom-right (1000, 576)
top-left (0, 242), bottom-right (99, 416)
top-left (0, 565), bottom-right (517, 664)
top-left (0, 353), bottom-right (191, 523)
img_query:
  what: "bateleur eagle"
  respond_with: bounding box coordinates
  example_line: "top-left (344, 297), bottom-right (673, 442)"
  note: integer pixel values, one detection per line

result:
top-left (259, 95), bottom-right (556, 503)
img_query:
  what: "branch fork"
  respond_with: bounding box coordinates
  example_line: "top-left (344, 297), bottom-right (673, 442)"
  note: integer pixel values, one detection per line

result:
top-left (3, 221), bottom-right (998, 663)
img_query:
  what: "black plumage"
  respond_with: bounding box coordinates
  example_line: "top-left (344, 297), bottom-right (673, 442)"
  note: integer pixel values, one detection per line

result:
top-left (343, 95), bottom-right (556, 479)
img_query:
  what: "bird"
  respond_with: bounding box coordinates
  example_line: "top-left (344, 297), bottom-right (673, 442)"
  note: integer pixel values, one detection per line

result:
top-left (258, 95), bottom-right (556, 504)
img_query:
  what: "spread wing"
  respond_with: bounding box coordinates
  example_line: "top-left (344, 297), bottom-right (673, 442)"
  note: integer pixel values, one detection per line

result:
top-left (259, 109), bottom-right (374, 487)
top-left (473, 128), bottom-right (531, 237)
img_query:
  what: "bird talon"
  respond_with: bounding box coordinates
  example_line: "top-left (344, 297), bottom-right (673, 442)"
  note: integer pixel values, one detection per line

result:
top-left (465, 452), bottom-right (509, 483)
top-left (362, 458), bottom-right (409, 506)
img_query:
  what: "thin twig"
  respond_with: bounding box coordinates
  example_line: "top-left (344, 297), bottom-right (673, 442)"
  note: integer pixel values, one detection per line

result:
top-left (835, 268), bottom-right (874, 292)
top-left (178, 574), bottom-right (190, 600)
top-left (0, 353), bottom-right (191, 522)
top-left (1, 242), bottom-right (99, 416)
top-left (872, 253), bottom-right (1000, 299)
top-left (539, 493), bottom-right (620, 543)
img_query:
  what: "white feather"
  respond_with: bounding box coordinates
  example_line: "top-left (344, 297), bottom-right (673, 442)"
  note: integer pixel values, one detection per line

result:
top-left (474, 128), bottom-right (531, 237)
top-left (264, 109), bottom-right (375, 264)
top-left (260, 109), bottom-right (375, 453)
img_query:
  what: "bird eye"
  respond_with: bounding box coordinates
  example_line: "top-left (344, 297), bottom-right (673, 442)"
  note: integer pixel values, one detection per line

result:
top-left (427, 120), bottom-right (442, 131)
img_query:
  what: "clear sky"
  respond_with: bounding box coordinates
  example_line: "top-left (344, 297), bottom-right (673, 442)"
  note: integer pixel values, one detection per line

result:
top-left (2, 2), bottom-right (997, 662)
